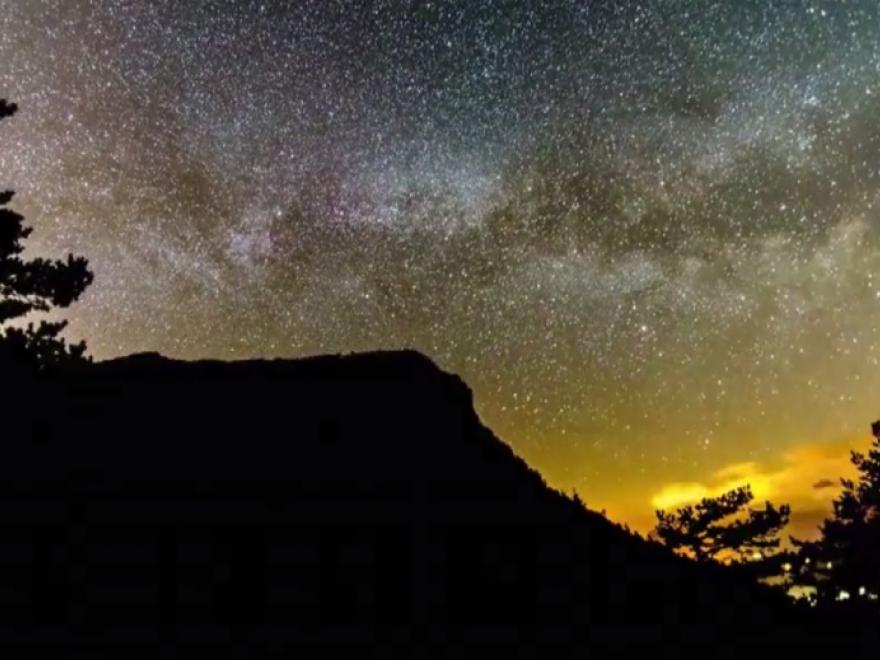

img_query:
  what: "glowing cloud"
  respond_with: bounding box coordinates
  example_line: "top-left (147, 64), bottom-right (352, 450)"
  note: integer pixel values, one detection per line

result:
top-left (651, 435), bottom-right (870, 535)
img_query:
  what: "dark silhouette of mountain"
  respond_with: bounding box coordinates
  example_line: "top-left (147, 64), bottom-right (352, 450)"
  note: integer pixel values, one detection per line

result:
top-left (0, 350), bottom-right (872, 657)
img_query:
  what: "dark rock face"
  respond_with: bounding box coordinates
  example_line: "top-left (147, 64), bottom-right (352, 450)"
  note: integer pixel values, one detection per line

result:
top-left (0, 351), bottom-right (852, 656)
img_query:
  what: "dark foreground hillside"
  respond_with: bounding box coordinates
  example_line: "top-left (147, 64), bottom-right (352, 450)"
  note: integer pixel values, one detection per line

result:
top-left (0, 351), bottom-right (869, 657)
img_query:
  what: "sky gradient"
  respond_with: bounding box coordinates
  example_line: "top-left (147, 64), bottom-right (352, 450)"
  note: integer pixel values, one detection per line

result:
top-left (3, 0), bottom-right (880, 533)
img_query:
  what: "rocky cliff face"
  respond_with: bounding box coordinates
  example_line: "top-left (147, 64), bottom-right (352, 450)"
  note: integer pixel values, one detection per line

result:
top-left (0, 350), bottom-right (835, 657)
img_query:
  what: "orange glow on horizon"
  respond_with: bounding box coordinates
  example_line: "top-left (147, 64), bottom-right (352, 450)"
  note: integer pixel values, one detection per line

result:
top-left (632, 433), bottom-right (873, 540)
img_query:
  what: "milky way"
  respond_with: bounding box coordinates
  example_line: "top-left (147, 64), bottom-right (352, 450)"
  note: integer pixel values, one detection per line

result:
top-left (3, 1), bottom-right (880, 526)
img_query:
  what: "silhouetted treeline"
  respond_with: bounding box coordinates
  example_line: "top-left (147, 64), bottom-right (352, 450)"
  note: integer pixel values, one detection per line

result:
top-left (786, 421), bottom-right (880, 612)
top-left (651, 421), bottom-right (880, 618)
top-left (0, 98), bottom-right (93, 373)
top-left (653, 485), bottom-right (793, 585)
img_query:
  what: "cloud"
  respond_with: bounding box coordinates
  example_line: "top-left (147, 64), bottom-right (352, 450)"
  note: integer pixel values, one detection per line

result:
top-left (650, 434), bottom-right (870, 538)
top-left (651, 459), bottom-right (776, 511)
top-left (651, 483), bottom-right (712, 510)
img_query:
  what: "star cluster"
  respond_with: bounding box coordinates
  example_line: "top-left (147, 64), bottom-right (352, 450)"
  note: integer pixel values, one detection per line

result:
top-left (3, 1), bottom-right (880, 526)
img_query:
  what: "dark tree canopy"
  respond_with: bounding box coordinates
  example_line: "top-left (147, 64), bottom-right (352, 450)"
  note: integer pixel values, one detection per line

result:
top-left (654, 485), bottom-right (791, 572)
top-left (0, 99), bottom-right (93, 370)
top-left (792, 422), bottom-right (880, 607)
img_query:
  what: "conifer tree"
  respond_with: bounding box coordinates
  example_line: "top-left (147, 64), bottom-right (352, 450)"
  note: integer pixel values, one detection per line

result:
top-left (0, 99), bottom-right (93, 370)
top-left (792, 421), bottom-right (880, 607)
top-left (654, 485), bottom-right (791, 573)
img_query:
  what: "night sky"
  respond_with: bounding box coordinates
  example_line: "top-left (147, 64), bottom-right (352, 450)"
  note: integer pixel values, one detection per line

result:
top-left (2, 1), bottom-right (880, 532)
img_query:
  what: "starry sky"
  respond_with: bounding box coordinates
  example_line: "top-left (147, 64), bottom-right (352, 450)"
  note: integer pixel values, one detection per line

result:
top-left (2, 0), bottom-right (880, 533)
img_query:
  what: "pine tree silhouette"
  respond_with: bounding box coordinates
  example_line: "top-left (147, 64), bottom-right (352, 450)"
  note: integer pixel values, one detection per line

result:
top-left (792, 422), bottom-right (880, 608)
top-left (654, 485), bottom-right (792, 580)
top-left (0, 99), bottom-right (93, 370)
